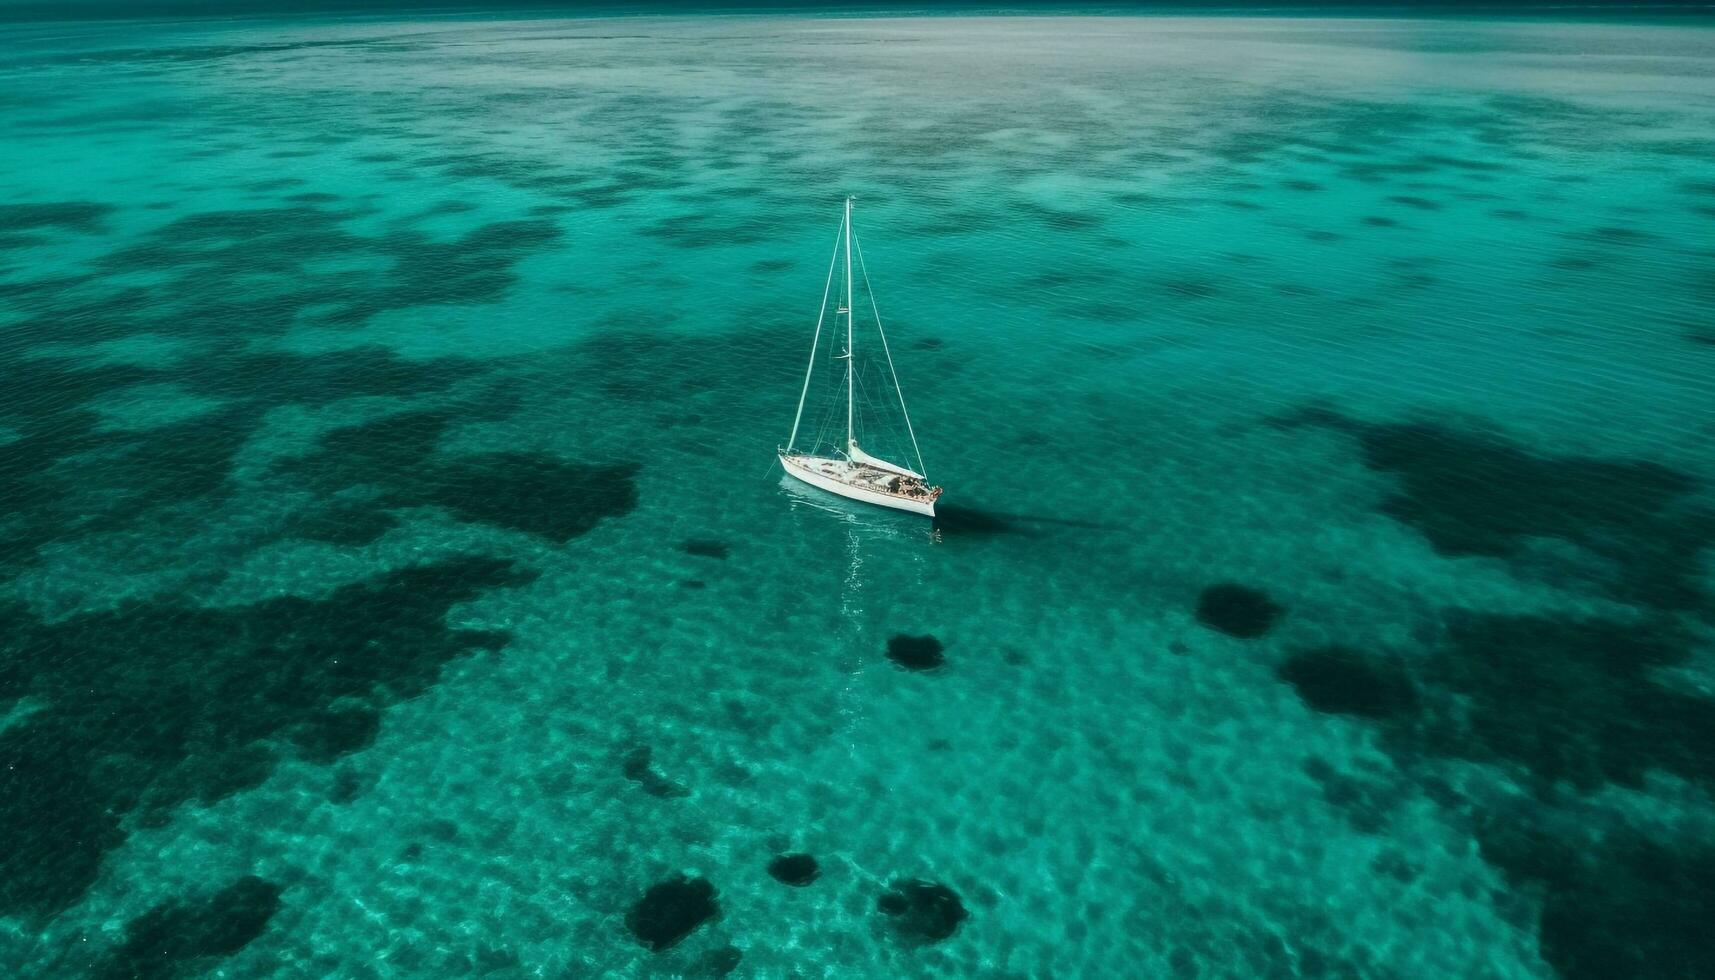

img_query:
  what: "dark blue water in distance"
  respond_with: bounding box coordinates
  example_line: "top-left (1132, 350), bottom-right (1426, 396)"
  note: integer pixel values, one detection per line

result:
top-left (2, 7), bottom-right (1714, 978)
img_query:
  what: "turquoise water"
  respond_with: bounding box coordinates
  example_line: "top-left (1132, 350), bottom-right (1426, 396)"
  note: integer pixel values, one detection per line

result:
top-left (2, 11), bottom-right (1714, 978)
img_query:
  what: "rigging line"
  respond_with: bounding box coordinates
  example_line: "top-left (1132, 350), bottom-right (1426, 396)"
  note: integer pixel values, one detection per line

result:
top-left (814, 381), bottom-right (843, 448)
top-left (852, 229), bottom-right (928, 480)
top-left (812, 375), bottom-right (845, 453)
top-left (787, 213), bottom-right (846, 451)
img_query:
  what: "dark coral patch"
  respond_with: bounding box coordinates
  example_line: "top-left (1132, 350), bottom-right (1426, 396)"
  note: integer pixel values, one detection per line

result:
top-left (429, 453), bottom-right (639, 542)
top-left (767, 853), bottom-right (820, 887)
top-left (877, 879), bottom-right (968, 943)
top-left (0, 557), bottom-right (535, 918)
top-left (1195, 584), bottom-right (1283, 639)
top-left (78, 206), bottom-right (559, 339)
top-left (1284, 615), bottom-right (1713, 795)
top-left (0, 201), bottom-right (113, 234)
top-left (1279, 646), bottom-right (1417, 719)
top-left (683, 539), bottom-right (730, 560)
top-left (1476, 815), bottom-right (1715, 980)
top-left (1267, 605), bottom-right (1715, 974)
top-left (287, 411), bottom-right (638, 543)
top-left (626, 875), bottom-right (718, 952)
top-left (186, 346), bottom-right (486, 408)
top-left (886, 634), bottom-right (946, 671)
top-left (1362, 216), bottom-right (1399, 228)
top-left (288, 501), bottom-right (401, 547)
top-left (1275, 409), bottom-right (1712, 613)
top-left (290, 408), bottom-right (452, 480)
top-left (1420, 615), bottom-right (1711, 792)
top-left (294, 706), bottom-right (383, 764)
top-left (98, 876), bottom-right (282, 980)
top-left (0, 339), bottom-right (486, 570)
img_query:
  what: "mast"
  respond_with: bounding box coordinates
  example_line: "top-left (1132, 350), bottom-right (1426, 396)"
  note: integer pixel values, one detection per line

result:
top-left (844, 196), bottom-right (855, 455)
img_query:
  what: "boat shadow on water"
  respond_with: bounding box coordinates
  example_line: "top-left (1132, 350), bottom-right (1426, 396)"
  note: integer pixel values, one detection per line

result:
top-left (931, 503), bottom-right (1121, 537)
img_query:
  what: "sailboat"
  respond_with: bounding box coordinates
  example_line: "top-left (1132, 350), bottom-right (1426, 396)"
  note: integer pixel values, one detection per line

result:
top-left (779, 198), bottom-right (943, 517)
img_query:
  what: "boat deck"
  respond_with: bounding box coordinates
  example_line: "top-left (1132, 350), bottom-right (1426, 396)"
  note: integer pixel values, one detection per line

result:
top-left (781, 454), bottom-right (940, 506)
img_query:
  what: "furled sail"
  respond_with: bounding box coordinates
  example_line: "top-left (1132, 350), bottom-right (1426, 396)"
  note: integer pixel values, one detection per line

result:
top-left (848, 442), bottom-right (925, 481)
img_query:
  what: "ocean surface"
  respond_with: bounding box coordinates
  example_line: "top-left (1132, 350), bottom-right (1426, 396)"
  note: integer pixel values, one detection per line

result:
top-left (2, 10), bottom-right (1714, 979)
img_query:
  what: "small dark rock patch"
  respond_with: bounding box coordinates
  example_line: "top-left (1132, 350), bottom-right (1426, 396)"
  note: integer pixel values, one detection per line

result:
top-left (1363, 216), bottom-right (1399, 228)
top-left (621, 745), bottom-right (653, 780)
top-left (1279, 647), bottom-right (1418, 719)
top-left (1303, 756), bottom-right (1404, 834)
top-left (626, 874), bottom-right (718, 952)
top-left (328, 766), bottom-right (371, 805)
top-left (877, 879), bottom-right (968, 943)
top-left (697, 944), bottom-right (744, 977)
top-left (886, 634), bottom-right (946, 671)
top-left (767, 853), bottom-right (820, 887)
top-left (1387, 195), bottom-right (1441, 211)
top-left (683, 539), bottom-right (730, 560)
top-left (622, 745), bottom-right (688, 799)
top-left (1195, 584), bottom-right (1284, 639)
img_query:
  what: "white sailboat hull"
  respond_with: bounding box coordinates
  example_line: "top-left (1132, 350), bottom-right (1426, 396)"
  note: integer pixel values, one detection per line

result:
top-left (779, 454), bottom-right (936, 517)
